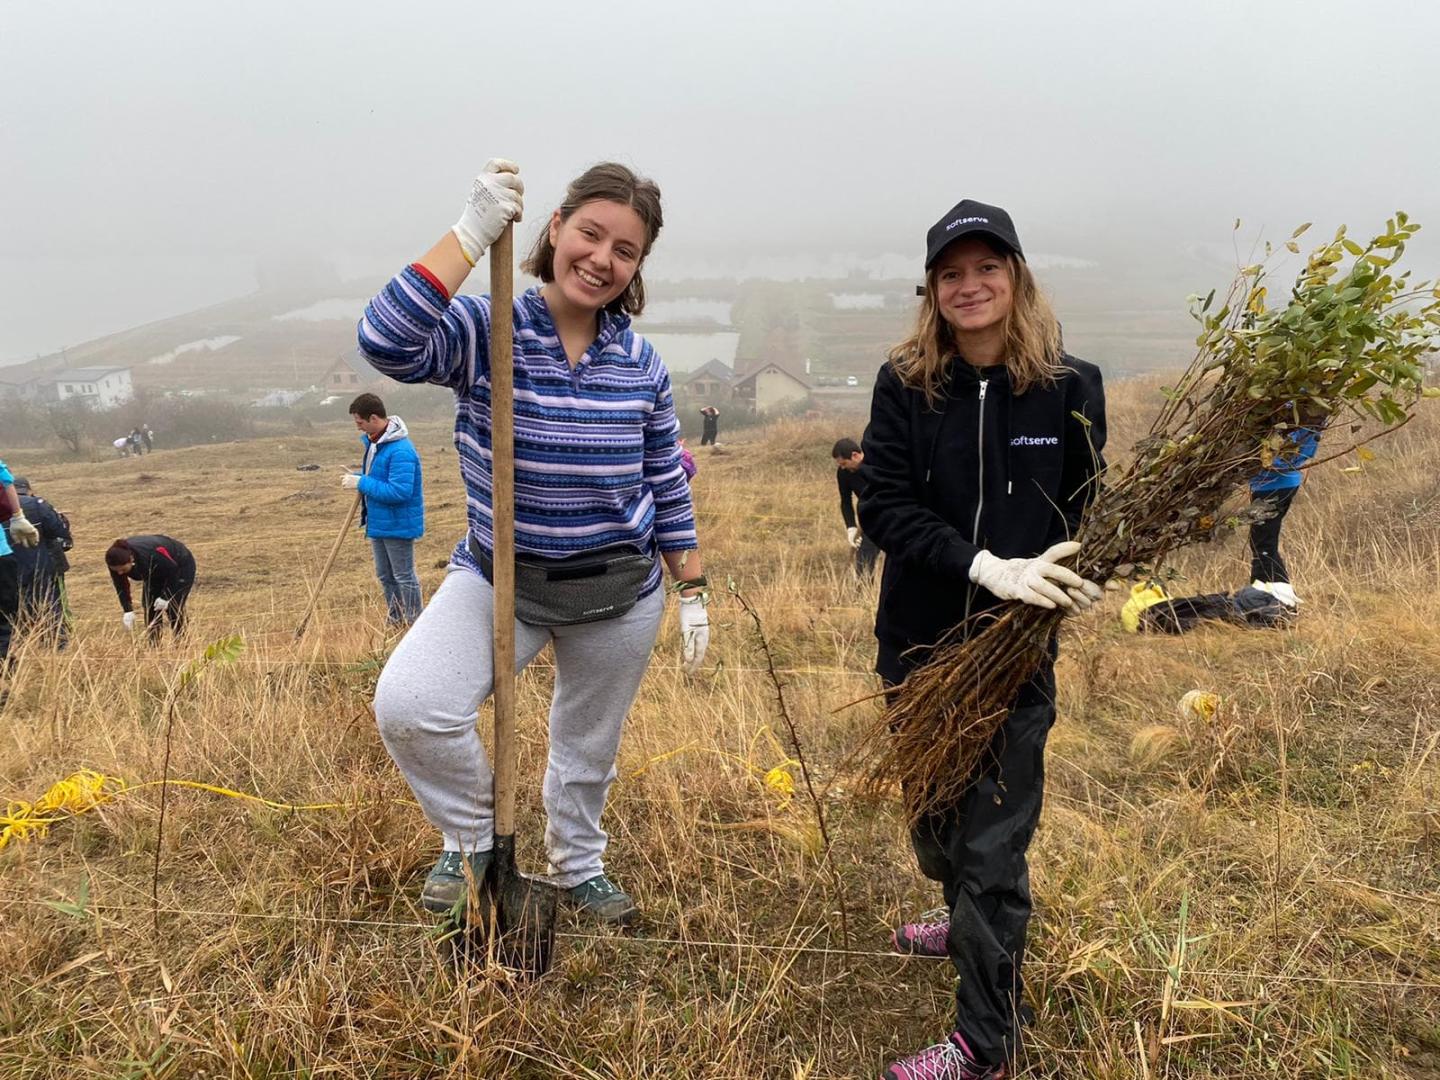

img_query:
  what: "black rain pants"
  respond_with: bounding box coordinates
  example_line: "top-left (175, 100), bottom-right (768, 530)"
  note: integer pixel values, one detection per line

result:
top-left (879, 640), bottom-right (1056, 1070)
top-left (1249, 486), bottom-right (1299, 584)
top-left (143, 550), bottom-right (195, 643)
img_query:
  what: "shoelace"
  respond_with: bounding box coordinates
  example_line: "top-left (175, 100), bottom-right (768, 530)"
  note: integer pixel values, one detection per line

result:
top-left (585, 877), bottom-right (618, 896)
top-left (895, 1039), bottom-right (975, 1080)
top-left (895, 920), bottom-right (948, 953)
top-left (435, 852), bottom-right (464, 875)
top-left (914, 922), bottom-right (948, 952)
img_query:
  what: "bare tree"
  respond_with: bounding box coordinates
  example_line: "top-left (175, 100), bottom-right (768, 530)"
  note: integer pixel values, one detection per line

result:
top-left (46, 398), bottom-right (96, 455)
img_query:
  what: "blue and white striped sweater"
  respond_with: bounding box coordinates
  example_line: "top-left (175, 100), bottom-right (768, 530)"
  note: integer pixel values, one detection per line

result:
top-left (358, 266), bottom-right (696, 597)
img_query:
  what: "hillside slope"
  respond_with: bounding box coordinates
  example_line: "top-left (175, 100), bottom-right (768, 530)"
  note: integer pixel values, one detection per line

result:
top-left (0, 386), bottom-right (1436, 1078)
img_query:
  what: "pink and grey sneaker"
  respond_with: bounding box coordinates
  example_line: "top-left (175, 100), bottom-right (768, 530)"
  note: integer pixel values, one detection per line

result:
top-left (891, 914), bottom-right (949, 958)
top-left (882, 1032), bottom-right (1004, 1080)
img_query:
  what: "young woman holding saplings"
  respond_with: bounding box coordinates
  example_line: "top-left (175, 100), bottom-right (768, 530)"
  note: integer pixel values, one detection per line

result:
top-left (859, 200), bottom-right (1107, 1079)
top-left (105, 536), bottom-right (196, 643)
top-left (358, 160), bottom-right (709, 927)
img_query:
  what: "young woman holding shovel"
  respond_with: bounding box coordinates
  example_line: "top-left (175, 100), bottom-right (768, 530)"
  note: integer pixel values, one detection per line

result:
top-left (358, 160), bottom-right (709, 927)
top-left (859, 201), bottom-right (1107, 1079)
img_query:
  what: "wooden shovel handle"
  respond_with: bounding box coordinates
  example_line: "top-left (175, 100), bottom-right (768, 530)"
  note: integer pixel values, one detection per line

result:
top-left (489, 225), bottom-right (518, 836)
top-left (294, 491), bottom-right (362, 639)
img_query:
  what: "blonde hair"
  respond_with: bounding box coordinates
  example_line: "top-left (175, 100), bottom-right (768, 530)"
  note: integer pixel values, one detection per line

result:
top-left (888, 249), bottom-right (1063, 406)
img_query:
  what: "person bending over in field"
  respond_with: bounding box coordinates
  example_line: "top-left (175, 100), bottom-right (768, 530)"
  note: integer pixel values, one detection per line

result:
top-left (860, 200), bottom-right (1107, 1079)
top-left (358, 159), bottom-right (710, 927)
top-left (1246, 424), bottom-right (1318, 609)
top-left (832, 436), bottom-right (879, 580)
top-left (105, 535), bottom-right (195, 643)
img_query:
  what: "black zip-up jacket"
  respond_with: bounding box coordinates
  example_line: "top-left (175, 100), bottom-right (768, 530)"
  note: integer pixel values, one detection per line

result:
top-left (859, 354), bottom-right (1106, 652)
top-left (4, 495), bottom-right (71, 589)
top-left (109, 534), bottom-right (194, 613)
top-left (836, 467), bottom-right (867, 529)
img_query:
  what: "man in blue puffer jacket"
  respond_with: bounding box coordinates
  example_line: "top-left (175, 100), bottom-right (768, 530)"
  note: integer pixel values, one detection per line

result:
top-left (343, 393), bottom-right (425, 625)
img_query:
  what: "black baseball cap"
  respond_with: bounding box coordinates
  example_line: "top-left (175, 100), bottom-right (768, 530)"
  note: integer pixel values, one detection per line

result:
top-left (924, 199), bottom-right (1024, 270)
top-left (12, 476), bottom-right (29, 493)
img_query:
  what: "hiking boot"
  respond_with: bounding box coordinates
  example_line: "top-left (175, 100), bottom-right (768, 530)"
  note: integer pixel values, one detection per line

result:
top-left (420, 850), bottom-right (492, 915)
top-left (891, 918), bottom-right (949, 958)
top-left (882, 1032), bottom-right (1005, 1080)
top-left (567, 873), bottom-right (639, 927)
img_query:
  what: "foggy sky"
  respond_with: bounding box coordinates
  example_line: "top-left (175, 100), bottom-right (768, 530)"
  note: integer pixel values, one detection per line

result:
top-left (4, 0), bottom-right (1438, 361)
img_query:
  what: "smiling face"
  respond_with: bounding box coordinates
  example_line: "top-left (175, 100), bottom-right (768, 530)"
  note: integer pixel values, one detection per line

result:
top-left (546, 200), bottom-right (648, 314)
top-left (933, 236), bottom-right (1015, 339)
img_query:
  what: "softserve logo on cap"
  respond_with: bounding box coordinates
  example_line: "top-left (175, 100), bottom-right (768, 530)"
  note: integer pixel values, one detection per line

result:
top-left (924, 199), bottom-right (1024, 269)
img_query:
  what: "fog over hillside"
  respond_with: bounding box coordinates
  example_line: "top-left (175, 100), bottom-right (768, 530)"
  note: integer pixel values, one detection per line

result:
top-left (4, 0), bottom-right (1438, 372)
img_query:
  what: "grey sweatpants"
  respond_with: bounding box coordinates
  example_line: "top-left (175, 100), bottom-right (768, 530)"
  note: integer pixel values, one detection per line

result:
top-left (374, 564), bottom-right (664, 889)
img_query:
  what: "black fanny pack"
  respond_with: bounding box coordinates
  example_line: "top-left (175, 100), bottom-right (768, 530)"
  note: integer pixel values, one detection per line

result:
top-left (469, 535), bottom-right (655, 626)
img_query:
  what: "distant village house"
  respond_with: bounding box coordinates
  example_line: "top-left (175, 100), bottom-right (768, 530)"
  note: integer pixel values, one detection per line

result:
top-left (0, 365), bottom-right (133, 408)
top-left (674, 359), bottom-right (735, 404)
top-left (325, 350), bottom-right (384, 393)
top-left (732, 362), bottom-right (811, 415)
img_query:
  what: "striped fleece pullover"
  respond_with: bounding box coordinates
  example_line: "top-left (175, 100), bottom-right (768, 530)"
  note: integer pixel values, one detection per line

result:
top-left (357, 265), bottom-right (696, 597)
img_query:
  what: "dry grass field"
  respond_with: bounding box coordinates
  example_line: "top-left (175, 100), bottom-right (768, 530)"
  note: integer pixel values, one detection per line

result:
top-left (1, 379), bottom-right (1437, 1078)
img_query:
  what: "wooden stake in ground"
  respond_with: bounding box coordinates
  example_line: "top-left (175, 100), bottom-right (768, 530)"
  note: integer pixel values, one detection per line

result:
top-left (480, 223), bottom-right (557, 974)
top-left (293, 491), bottom-right (362, 639)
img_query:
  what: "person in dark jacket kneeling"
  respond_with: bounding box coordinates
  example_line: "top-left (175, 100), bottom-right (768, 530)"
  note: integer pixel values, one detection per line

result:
top-left (343, 393), bottom-right (424, 626)
top-left (862, 200), bottom-right (1107, 1080)
top-left (106, 536), bottom-right (196, 643)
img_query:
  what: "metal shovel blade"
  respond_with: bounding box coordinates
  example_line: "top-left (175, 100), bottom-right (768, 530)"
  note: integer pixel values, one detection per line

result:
top-left (486, 833), bottom-right (558, 975)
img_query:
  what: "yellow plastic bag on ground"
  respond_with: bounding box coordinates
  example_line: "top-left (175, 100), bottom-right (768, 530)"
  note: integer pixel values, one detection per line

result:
top-left (1120, 581), bottom-right (1171, 633)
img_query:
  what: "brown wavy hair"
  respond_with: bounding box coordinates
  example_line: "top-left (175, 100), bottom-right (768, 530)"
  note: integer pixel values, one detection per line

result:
top-left (521, 162), bottom-right (663, 318)
top-left (888, 246), bottom-right (1063, 406)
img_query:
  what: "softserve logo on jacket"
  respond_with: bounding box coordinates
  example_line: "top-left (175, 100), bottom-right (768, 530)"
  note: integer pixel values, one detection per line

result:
top-left (1011, 435), bottom-right (1059, 446)
top-left (946, 216), bottom-right (990, 231)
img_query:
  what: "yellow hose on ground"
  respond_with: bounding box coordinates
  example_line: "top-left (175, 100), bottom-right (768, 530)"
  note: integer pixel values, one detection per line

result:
top-left (0, 770), bottom-right (357, 853)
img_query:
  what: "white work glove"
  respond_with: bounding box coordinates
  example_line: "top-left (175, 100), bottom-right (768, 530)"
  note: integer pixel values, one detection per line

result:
top-left (451, 159), bottom-right (524, 267)
top-left (846, 526), bottom-right (862, 549)
top-left (8, 513), bottom-right (39, 548)
top-left (969, 541), bottom-right (1103, 612)
top-left (341, 472), bottom-right (361, 491)
top-left (122, 611), bottom-right (137, 631)
top-left (678, 594), bottom-right (710, 674)
top-left (152, 597), bottom-right (170, 613)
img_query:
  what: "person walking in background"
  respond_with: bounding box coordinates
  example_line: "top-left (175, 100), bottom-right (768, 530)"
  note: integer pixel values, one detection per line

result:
top-left (699, 404), bottom-right (720, 446)
top-left (860, 200), bottom-right (1106, 1079)
top-left (1247, 425), bottom-right (1319, 609)
top-left (105, 535), bottom-right (195, 642)
top-left (342, 392), bottom-right (425, 627)
top-left (832, 437), bottom-right (879, 580)
top-left (5, 477), bottom-right (71, 649)
top-left (358, 158), bottom-right (709, 927)
top-left (129, 428), bottom-right (145, 456)
top-left (141, 424), bottom-right (155, 453)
